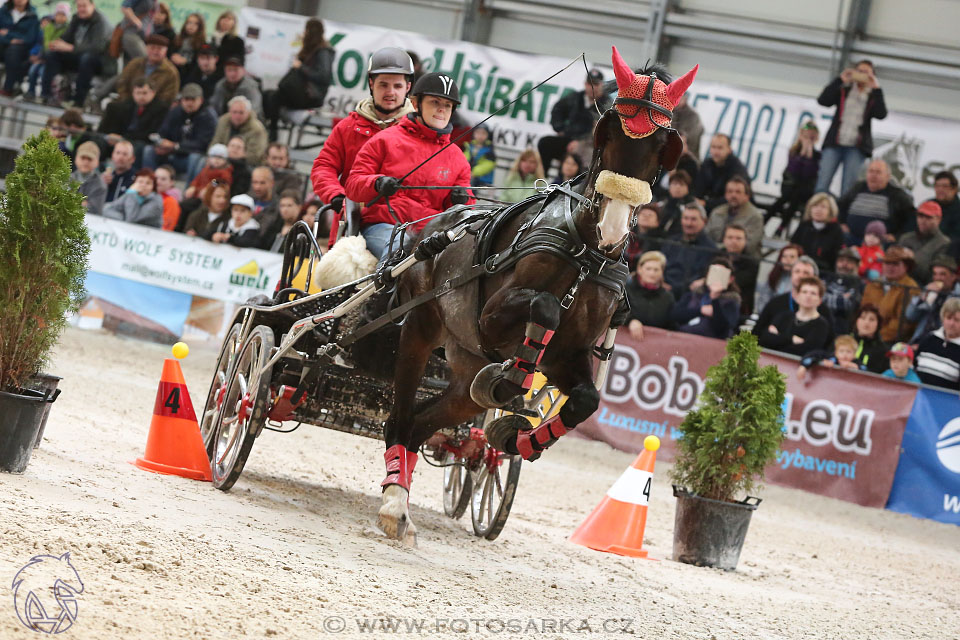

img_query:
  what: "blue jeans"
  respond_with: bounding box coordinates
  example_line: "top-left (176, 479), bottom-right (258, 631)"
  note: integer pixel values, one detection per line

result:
top-left (360, 223), bottom-right (401, 262)
top-left (27, 61), bottom-right (43, 95)
top-left (815, 145), bottom-right (866, 197)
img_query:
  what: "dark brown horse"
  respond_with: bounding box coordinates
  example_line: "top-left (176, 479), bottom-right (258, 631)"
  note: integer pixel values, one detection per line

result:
top-left (376, 48), bottom-right (698, 544)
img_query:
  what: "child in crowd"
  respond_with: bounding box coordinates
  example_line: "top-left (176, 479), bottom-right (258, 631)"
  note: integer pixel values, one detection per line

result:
top-left (184, 144), bottom-right (233, 199)
top-left (464, 124), bottom-right (496, 188)
top-left (796, 334), bottom-right (866, 380)
top-left (858, 220), bottom-right (886, 280)
top-left (501, 148), bottom-right (544, 203)
top-left (70, 141), bottom-right (106, 215)
top-left (266, 190), bottom-right (302, 252)
top-left (154, 165), bottom-right (182, 231)
top-left (26, 3), bottom-right (70, 99)
top-left (205, 194), bottom-right (261, 247)
top-left (44, 115), bottom-right (64, 141)
top-left (882, 342), bottom-right (921, 383)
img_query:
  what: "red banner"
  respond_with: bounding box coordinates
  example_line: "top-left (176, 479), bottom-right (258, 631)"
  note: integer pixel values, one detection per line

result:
top-left (576, 328), bottom-right (915, 508)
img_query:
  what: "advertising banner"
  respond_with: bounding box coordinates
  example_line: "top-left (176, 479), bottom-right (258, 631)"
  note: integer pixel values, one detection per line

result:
top-left (576, 328), bottom-right (915, 508)
top-left (886, 388), bottom-right (960, 525)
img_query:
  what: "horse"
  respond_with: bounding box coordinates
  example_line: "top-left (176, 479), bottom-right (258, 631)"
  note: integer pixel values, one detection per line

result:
top-left (373, 47), bottom-right (698, 545)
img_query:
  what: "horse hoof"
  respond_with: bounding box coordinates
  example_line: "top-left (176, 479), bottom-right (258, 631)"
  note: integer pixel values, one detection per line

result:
top-left (378, 485), bottom-right (417, 546)
top-left (483, 415), bottom-right (527, 454)
top-left (471, 363), bottom-right (525, 409)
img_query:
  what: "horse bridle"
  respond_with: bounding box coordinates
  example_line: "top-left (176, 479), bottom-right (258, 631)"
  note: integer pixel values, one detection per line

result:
top-left (611, 72), bottom-right (675, 130)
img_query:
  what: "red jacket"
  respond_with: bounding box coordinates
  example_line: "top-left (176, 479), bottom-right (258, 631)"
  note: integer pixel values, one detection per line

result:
top-left (310, 111), bottom-right (380, 205)
top-left (345, 115), bottom-right (473, 232)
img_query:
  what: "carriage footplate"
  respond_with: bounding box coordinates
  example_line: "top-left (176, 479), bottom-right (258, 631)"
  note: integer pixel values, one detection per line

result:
top-left (267, 385), bottom-right (306, 422)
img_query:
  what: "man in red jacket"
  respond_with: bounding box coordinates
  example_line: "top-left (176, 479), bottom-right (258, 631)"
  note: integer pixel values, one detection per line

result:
top-left (345, 72), bottom-right (473, 260)
top-left (310, 47), bottom-right (415, 213)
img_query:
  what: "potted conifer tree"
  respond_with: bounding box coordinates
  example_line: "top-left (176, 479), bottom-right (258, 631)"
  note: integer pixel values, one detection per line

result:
top-left (670, 331), bottom-right (787, 570)
top-left (0, 131), bottom-right (89, 472)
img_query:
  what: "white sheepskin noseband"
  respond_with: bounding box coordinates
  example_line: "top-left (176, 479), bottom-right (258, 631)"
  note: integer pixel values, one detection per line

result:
top-left (594, 170), bottom-right (653, 207)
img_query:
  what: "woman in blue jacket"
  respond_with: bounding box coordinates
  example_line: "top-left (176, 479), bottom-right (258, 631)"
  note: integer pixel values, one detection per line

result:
top-left (0, 0), bottom-right (41, 96)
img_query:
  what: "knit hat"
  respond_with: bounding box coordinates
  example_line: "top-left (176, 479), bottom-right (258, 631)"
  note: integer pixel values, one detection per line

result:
top-left (55, 2), bottom-right (70, 17)
top-left (886, 342), bottom-right (914, 362)
top-left (864, 220), bottom-right (887, 238)
top-left (207, 143), bottom-right (228, 158)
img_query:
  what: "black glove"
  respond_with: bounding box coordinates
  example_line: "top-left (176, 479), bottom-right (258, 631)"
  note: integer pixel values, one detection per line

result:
top-left (330, 194), bottom-right (345, 212)
top-left (450, 187), bottom-right (469, 205)
top-left (375, 176), bottom-right (401, 197)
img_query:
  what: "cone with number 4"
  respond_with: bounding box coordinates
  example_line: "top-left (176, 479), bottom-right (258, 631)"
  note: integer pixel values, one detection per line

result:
top-left (134, 358), bottom-right (212, 481)
top-left (569, 435), bottom-right (660, 558)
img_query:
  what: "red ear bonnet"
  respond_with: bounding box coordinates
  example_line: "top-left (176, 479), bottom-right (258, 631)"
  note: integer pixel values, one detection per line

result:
top-left (611, 45), bottom-right (698, 138)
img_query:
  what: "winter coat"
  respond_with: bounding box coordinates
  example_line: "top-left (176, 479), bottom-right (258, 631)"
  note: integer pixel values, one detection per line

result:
top-left (279, 46), bottom-right (334, 109)
top-left (703, 201), bottom-right (765, 258)
top-left (624, 280), bottom-right (674, 330)
top-left (116, 56), bottom-right (181, 105)
top-left (499, 171), bottom-right (539, 204)
top-left (861, 274), bottom-right (921, 343)
top-left (59, 9), bottom-right (115, 76)
top-left (182, 204), bottom-right (226, 237)
top-left (211, 74), bottom-right (263, 116)
top-left (156, 104), bottom-right (217, 156)
top-left (935, 196), bottom-right (960, 241)
top-left (752, 292), bottom-right (836, 345)
top-left (857, 244), bottom-right (884, 280)
top-left (905, 282), bottom-right (960, 343)
top-left (71, 169), bottom-right (106, 215)
top-left (464, 141), bottom-right (496, 186)
top-left (661, 233), bottom-right (717, 297)
top-left (758, 311), bottom-right (832, 357)
top-left (671, 288), bottom-right (741, 339)
top-left (102, 189), bottom-right (163, 228)
top-left (852, 330), bottom-right (888, 374)
top-left (817, 77), bottom-right (887, 157)
top-left (838, 181), bottom-right (915, 243)
top-left (181, 67), bottom-right (222, 101)
top-left (899, 229), bottom-right (951, 284)
top-left (549, 89), bottom-right (610, 139)
top-left (915, 327), bottom-right (960, 391)
top-left (823, 272), bottom-right (863, 335)
top-left (98, 97), bottom-right (171, 144)
top-left (160, 192), bottom-right (180, 231)
top-left (202, 212), bottom-right (260, 248)
top-left (0, 2), bottom-right (41, 49)
top-left (209, 112), bottom-right (268, 165)
top-left (691, 154), bottom-right (749, 206)
top-left (659, 194), bottom-right (694, 237)
top-left (345, 114), bottom-right (474, 233)
top-left (790, 220), bottom-right (844, 273)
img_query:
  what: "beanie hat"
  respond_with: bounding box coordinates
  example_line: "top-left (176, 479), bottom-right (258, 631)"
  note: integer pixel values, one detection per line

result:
top-left (864, 220), bottom-right (887, 238)
top-left (55, 2), bottom-right (70, 17)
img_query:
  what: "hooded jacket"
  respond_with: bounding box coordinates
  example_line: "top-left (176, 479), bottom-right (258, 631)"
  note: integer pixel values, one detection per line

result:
top-left (345, 113), bottom-right (474, 232)
top-left (0, 2), bottom-right (40, 49)
top-left (861, 274), bottom-right (921, 343)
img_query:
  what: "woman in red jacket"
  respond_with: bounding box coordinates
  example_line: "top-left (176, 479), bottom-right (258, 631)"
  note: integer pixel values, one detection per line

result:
top-left (345, 72), bottom-right (473, 260)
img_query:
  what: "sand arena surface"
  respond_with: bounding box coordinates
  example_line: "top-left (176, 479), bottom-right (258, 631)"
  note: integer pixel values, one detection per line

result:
top-left (1, 327), bottom-right (957, 639)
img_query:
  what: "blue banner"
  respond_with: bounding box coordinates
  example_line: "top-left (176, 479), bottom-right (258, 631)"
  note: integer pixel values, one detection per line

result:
top-left (886, 388), bottom-right (960, 525)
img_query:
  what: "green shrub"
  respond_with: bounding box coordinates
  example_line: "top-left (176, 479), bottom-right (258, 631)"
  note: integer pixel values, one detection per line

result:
top-left (670, 331), bottom-right (787, 502)
top-left (0, 131), bottom-right (89, 391)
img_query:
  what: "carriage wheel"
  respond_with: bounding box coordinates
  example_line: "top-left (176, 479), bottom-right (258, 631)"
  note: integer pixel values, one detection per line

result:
top-left (211, 325), bottom-right (274, 491)
top-left (199, 323), bottom-right (244, 455)
top-left (470, 447), bottom-right (522, 540)
top-left (441, 449), bottom-right (472, 519)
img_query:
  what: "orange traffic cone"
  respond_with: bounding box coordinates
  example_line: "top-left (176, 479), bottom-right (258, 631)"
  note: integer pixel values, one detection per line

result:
top-left (569, 435), bottom-right (660, 558)
top-left (134, 357), bottom-right (212, 481)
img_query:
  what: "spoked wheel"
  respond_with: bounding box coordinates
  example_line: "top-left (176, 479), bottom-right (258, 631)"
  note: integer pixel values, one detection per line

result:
top-left (211, 325), bottom-right (275, 491)
top-left (470, 447), bottom-right (522, 540)
top-left (200, 322), bottom-right (244, 455)
top-left (441, 448), bottom-right (472, 519)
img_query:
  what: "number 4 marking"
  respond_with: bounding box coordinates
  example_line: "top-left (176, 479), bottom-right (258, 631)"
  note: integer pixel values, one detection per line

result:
top-left (643, 477), bottom-right (652, 501)
top-left (164, 387), bottom-right (181, 414)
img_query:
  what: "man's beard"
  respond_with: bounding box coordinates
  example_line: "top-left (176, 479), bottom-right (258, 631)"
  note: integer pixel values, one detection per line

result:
top-left (374, 100), bottom-right (400, 116)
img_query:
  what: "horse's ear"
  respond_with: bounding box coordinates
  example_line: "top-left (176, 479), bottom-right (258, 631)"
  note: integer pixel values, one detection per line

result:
top-left (659, 130), bottom-right (684, 172)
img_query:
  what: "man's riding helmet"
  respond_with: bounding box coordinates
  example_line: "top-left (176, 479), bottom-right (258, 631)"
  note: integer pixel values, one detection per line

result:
top-left (367, 47), bottom-right (415, 84)
top-left (411, 72), bottom-right (461, 108)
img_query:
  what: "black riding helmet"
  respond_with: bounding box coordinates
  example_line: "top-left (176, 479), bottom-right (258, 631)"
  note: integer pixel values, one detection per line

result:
top-left (411, 72), bottom-right (461, 108)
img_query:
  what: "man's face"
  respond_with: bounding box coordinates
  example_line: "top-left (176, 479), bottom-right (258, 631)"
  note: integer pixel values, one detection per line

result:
top-left (796, 284), bottom-right (822, 309)
top-left (934, 178), bottom-right (958, 203)
top-left (198, 53), bottom-right (218, 74)
top-left (790, 262), bottom-right (815, 288)
top-left (865, 161), bottom-right (889, 191)
top-left (723, 229), bottom-right (746, 254)
top-left (146, 44), bottom-right (167, 65)
top-left (916, 212), bottom-right (940, 235)
top-left (225, 64), bottom-right (244, 84)
top-left (932, 266), bottom-right (957, 289)
top-left (76, 0), bottom-right (94, 19)
top-left (132, 85), bottom-right (155, 106)
top-left (267, 146), bottom-right (289, 169)
top-left (836, 256), bottom-right (858, 275)
top-left (370, 74), bottom-right (410, 114)
top-left (229, 102), bottom-right (249, 127)
top-left (279, 197), bottom-right (299, 222)
top-left (112, 144), bottom-right (133, 171)
top-left (584, 81), bottom-right (603, 101)
top-left (709, 136), bottom-right (731, 164)
top-left (251, 170), bottom-right (272, 199)
top-left (181, 96), bottom-right (201, 113)
top-left (943, 313), bottom-right (960, 340)
top-left (724, 181), bottom-right (748, 208)
top-left (883, 259), bottom-right (906, 280)
top-left (155, 169), bottom-right (173, 193)
top-left (680, 209), bottom-right (705, 237)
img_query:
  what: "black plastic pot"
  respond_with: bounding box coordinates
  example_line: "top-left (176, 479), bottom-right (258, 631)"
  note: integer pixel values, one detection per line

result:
top-left (672, 485), bottom-right (761, 571)
top-left (0, 388), bottom-right (48, 473)
top-left (27, 373), bottom-right (62, 448)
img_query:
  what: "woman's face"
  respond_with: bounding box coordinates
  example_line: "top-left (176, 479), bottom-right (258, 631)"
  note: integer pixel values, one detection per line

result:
top-left (210, 188), bottom-right (229, 212)
top-left (519, 157), bottom-right (537, 176)
top-left (781, 248), bottom-right (799, 267)
top-left (302, 206), bottom-right (318, 227)
top-left (153, 7), bottom-right (168, 24)
top-left (133, 176), bottom-right (154, 195)
top-left (155, 169), bottom-right (173, 193)
top-left (218, 15), bottom-right (235, 32)
top-left (279, 198), bottom-right (299, 223)
top-left (560, 156), bottom-right (579, 179)
top-left (637, 207), bottom-right (658, 231)
top-left (811, 200), bottom-right (831, 222)
top-left (668, 179), bottom-right (689, 199)
top-left (856, 312), bottom-right (878, 337)
top-left (417, 95), bottom-right (454, 130)
top-left (638, 260), bottom-right (663, 286)
top-left (185, 16), bottom-right (199, 35)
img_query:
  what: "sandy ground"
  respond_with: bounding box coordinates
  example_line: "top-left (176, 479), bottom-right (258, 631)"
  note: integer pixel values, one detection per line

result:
top-left (1, 327), bottom-right (958, 640)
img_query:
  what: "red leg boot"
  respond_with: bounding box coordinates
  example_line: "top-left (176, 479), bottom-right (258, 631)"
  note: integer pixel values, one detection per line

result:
top-left (378, 444), bottom-right (419, 546)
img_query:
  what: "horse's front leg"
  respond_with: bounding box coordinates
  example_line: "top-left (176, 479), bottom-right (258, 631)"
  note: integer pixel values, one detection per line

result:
top-left (470, 288), bottom-right (562, 409)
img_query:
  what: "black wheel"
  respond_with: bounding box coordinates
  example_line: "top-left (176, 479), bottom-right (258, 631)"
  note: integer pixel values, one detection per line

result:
top-left (442, 448), bottom-right (472, 519)
top-left (211, 325), bottom-right (274, 491)
top-left (200, 323), bottom-right (244, 455)
top-left (470, 447), bottom-right (521, 541)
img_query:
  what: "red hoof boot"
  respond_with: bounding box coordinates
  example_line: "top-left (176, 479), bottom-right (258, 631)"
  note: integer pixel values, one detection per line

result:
top-left (381, 444), bottom-right (418, 490)
top-left (514, 415), bottom-right (570, 462)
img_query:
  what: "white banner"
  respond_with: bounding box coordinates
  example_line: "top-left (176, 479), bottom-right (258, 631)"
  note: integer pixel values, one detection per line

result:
top-left (85, 215), bottom-right (284, 304)
top-left (238, 8), bottom-right (959, 202)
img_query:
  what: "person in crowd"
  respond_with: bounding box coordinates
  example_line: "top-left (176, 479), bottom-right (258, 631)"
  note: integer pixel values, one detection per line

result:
top-left (914, 297), bottom-right (960, 390)
top-left (904, 255), bottom-right (960, 345)
top-left (210, 10), bottom-right (243, 68)
top-left (265, 189), bottom-right (302, 252)
top-left (671, 257), bottom-right (742, 339)
top-left (102, 139), bottom-right (137, 203)
top-left (183, 143), bottom-right (231, 201)
top-left (759, 276), bottom-right (832, 357)
top-left (266, 142), bottom-right (303, 196)
top-left (70, 140), bottom-right (105, 214)
top-left (57, 106), bottom-right (95, 166)
top-left (931, 171), bottom-right (960, 241)
top-left (899, 200), bottom-right (950, 284)
top-left (625, 250), bottom-right (674, 341)
top-left (299, 198), bottom-right (321, 232)
top-left (464, 123), bottom-right (496, 189)
top-left (183, 181), bottom-right (230, 237)
top-left (97, 77), bottom-right (169, 162)
top-left (692, 133), bottom-right (749, 212)
top-left (717, 223), bottom-right (759, 317)
top-left (882, 342), bottom-right (921, 383)
top-left (248, 165), bottom-right (279, 240)
top-left (797, 334), bottom-right (866, 380)
top-left (204, 193), bottom-right (260, 247)
top-left (766, 121), bottom-right (821, 238)
top-left (662, 202), bottom-right (717, 297)
top-left (102, 167), bottom-right (162, 227)
top-left (537, 69), bottom-right (609, 175)
top-left (672, 95), bottom-right (703, 161)
top-left (673, 132), bottom-right (700, 188)
top-left (704, 176), bottom-right (764, 258)
top-left (181, 43), bottom-right (221, 101)
top-left (658, 169), bottom-right (694, 237)
top-left (143, 82), bottom-right (216, 176)
top-left (755, 244), bottom-right (802, 314)
top-left (624, 203), bottom-right (663, 271)
top-left (790, 192), bottom-right (843, 273)
top-left (553, 152), bottom-right (584, 185)
top-left (753, 256), bottom-right (833, 336)
top-left (822, 247), bottom-right (864, 336)
top-left (857, 220), bottom-right (886, 280)
top-left (154, 164), bottom-right (180, 230)
top-left (117, 0), bottom-right (155, 62)
top-left (345, 72), bottom-right (473, 260)
top-left (310, 47), bottom-right (415, 215)
top-left (861, 246), bottom-right (921, 343)
top-left (210, 57), bottom-right (261, 116)
top-left (170, 12), bottom-right (205, 80)
top-left (851, 303), bottom-right (888, 373)
top-left (150, 2), bottom-right (175, 48)
top-left (40, 0), bottom-right (114, 107)
top-left (500, 148), bottom-right (544, 204)
top-left (25, 2), bottom-right (68, 99)
top-left (0, 0), bottom-right (41, 97)
top-left (115, 34), bottom-right (180, 105)
top-left (44, 114), bottom-right (63, 139)
top-left (264, 18), bottom-right (334, 141)
top-left (209, 95), bottom-right (268, 166)
top-left (838, 159), bottom-right (914, 244)
top-left (815, 60), bottom-right (887, 197)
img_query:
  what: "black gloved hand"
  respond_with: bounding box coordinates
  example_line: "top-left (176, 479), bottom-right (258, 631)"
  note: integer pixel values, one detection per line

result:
top-left (330, 194), bottom-right (345, 212)
top-left (375, 176), bottom-right (401, 197)
top-left (450, 187), bottom-right (469, 205)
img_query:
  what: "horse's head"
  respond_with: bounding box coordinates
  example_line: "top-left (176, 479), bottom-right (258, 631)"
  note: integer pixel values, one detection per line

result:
top-left (12, 553), bottom-right (84, 632)
top-left (586, 47), bottom-right (698, 252)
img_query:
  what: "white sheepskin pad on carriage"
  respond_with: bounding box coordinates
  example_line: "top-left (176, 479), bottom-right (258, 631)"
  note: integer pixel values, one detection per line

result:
top-left (594, 170), bottom-right (653, 207)
top-left (312, 236), bottom-right (379, 289)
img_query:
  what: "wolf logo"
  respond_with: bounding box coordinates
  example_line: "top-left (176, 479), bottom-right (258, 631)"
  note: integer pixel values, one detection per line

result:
top-left (11, 553), bottom-right (84, 634)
